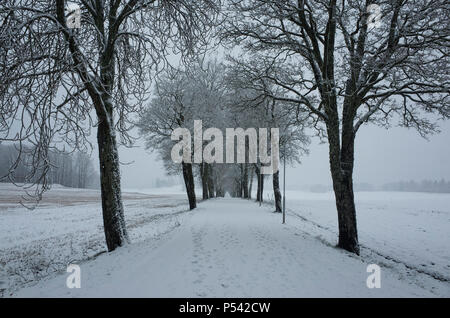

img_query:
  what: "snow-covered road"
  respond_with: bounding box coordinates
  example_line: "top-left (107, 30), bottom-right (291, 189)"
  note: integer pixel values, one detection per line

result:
top-left (12, 198), bottom-right (446, 297)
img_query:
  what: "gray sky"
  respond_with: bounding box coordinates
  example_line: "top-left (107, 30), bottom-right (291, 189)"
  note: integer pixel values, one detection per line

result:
top-left (79, 50), bottom-right (450, 190)
top-left (116, 119), bottom-right (450, 189)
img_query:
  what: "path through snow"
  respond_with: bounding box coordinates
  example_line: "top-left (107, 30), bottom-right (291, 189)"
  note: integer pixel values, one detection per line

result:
top-left (13, 198), bottom-right (446, 297)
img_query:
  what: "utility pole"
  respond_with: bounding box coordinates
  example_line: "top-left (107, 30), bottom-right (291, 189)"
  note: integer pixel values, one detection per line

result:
top-left (259, 163), bottom-right (262, 207)
top-left (282, 143), bottom-right (286, 224)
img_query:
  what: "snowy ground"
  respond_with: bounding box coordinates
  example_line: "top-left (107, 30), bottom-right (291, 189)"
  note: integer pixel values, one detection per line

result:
top-left (1, 184), bottom-right (449, 297)
top-left (281, 190), bottom-right (450, 286)
top-left (0, 183), bottom-right (193, 296)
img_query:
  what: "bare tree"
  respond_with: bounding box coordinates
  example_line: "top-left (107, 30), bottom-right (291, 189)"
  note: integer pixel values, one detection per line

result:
top-left (222, 0), bottom-right (449, 254)
top-left (138, 58), bottom-right (229, 207)
top-left (137, 67), bottom-right (199, 209)
top-left (0, 0), bottom-right (219, 251)
top-left (225, 61), bottom-right (310, 211)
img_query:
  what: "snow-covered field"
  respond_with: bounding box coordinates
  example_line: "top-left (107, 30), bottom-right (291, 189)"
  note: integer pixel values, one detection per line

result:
top-left (0, 183), bottom-right (193, 297)
top-left (282, 190), bottom-right (450, 285)
top-left (1, 183), bottom-right (449, 297)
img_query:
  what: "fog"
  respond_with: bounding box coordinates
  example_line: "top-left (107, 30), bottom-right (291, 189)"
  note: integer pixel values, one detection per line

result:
top-left (114, 120), bottom-right (450, 189)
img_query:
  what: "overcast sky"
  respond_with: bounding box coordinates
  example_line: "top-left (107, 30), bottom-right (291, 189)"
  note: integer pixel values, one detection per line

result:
top-left (111, 51), bottom-right (450, 190)
top-left (114, 119), bottom-right (450, 189)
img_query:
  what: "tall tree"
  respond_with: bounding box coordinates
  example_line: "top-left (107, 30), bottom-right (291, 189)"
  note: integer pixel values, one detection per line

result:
top-left (0, 0), bottom-right (219, 251)
top-left (137, 68), bottom-right (200, 209)
top-left (223, 0), bottom-right (449, 254)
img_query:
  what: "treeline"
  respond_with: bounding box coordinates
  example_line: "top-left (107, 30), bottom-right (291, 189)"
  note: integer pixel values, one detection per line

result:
top-left (381, 180), bottom-right (450, 193)
top-left (154, 177), bottom-right (178, 188)
top-left (309, 180), bottom-right (450, 193)
top-left (0, 144), bottom-right (99, 189)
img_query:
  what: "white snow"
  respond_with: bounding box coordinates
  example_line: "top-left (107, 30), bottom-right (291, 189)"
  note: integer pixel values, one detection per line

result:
top-left (0, 183), bottom-right (193, 296)
top-left (1, 183), bottom-right (449, 297)
top-left (0, 185), bottom-right (448, 297)
top-left (281, 190), bottom-right (450, 285)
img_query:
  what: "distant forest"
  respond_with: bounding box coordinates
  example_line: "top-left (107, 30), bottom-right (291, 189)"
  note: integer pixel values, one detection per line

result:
top-left (380, 180), bottom-right (450, 193)
top-left (153, 177), bottom-right (179, 188)
top-left (0, 144), bottom-right (99, 189)
top-left (309, 180), bottom-right (450, 194)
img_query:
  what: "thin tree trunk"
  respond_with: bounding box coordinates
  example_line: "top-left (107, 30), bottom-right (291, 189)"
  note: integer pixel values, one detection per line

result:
top-left (239, 177), bottom-right (243, 197)
top-left (97, 118), bottom-right (129, 252)
top-left (239, 164), bottom-right (243, 197)
top-left (182, 162), bottom-right (196, 210)
top-left (255, 166), bottom-right (261, 202)
top-left (207, 163), bottom-right (215, 198)
top-left (200, 162), bottom-right (208, 200)
top-left (243, 164), bottom-right (249, 198)
top-left (273, 170), bottom-right (282, 212)
top-left (260, 173), bottom-right (264, 202)
top-left (248, 166), bottom-right (253, 199)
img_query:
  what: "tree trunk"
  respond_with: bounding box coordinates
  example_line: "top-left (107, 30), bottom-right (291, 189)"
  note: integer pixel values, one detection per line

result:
top-left (328, 123), bottom-right (360, 255)
top-left (243, 164), bottom-right (249, 198)
top-left (272, 170), bottom-right (282, 212)
top-left (97, 119), bottom-right (129, 252)
top-left (207, 163), bottom-right (215, 198)
top-left (332, 171), bottom-right (359, 255)
top-left (260, 173), bottom-right (264, 202)
top-left (255, 166), bottom-right (261, 202)
top-left (200, 163), bottom-right (209, 200)
top-left (182, 162), bottom-right (197, 210)
top-left (248, 166), bottom-right (253, 199)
